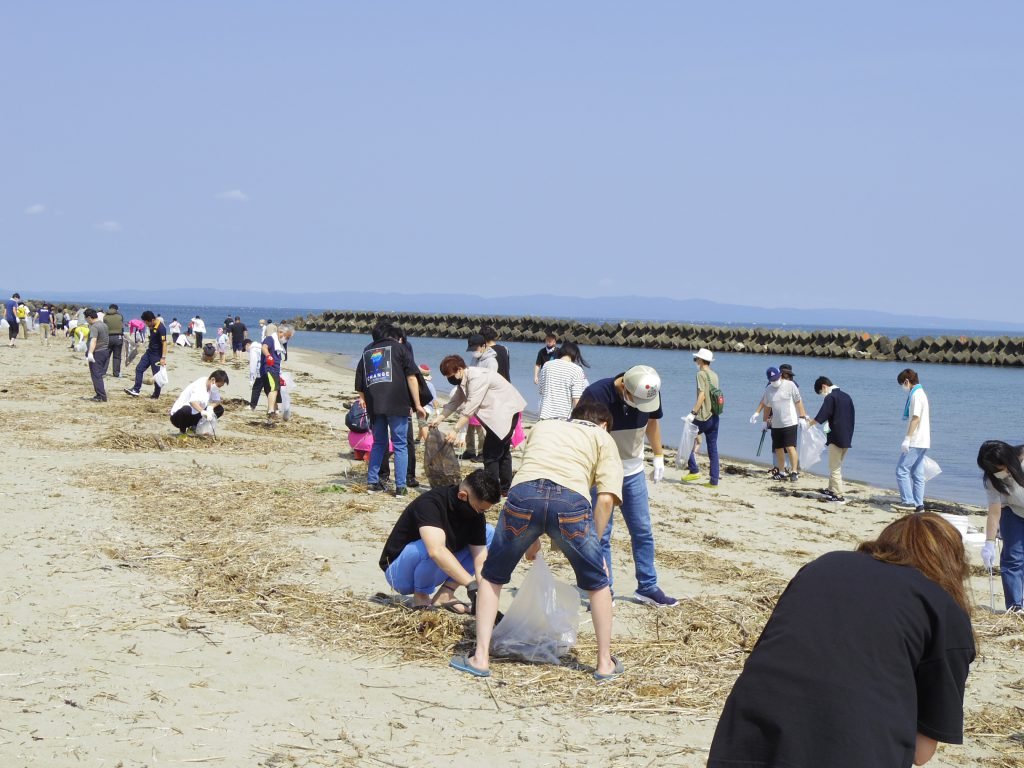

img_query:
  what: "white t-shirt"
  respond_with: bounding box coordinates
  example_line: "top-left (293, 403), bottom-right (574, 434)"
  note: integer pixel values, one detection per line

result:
top-left (984, 451), bottom-right (1024, 518)
top-left (170, 321), bottom-right (181, 335)
top-left (248, 343), bottom-right (262, 380)
top-left (762, 380), bottom-right (802, 428)
top-left (171, 376), bottom-right (221, 415)
top-left (192, 318), bottom-right (206, 334)
top-left (907, 387), bottom-right (930, 449)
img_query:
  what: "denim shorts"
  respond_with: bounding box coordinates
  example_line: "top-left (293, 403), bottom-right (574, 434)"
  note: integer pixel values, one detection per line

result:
top-left (482, 478), bottom-right (609, 591)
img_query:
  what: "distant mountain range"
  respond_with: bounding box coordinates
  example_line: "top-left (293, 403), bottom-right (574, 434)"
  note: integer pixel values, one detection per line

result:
top-left (17, 287), bottom-right (1024, 334)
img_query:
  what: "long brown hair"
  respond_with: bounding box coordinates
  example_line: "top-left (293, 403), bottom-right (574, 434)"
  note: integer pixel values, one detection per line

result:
top-left (857, 512), bottom-right (972, 618)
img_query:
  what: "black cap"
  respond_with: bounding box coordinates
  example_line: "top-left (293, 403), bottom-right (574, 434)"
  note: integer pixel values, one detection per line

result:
top-left (466, 333), bottom-right (485, 351)
top-left (780, 363), bottom-right (794, 373)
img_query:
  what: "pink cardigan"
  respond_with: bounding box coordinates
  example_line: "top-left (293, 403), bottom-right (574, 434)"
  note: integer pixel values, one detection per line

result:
top-left (443, 367), bottom-right (527, 437)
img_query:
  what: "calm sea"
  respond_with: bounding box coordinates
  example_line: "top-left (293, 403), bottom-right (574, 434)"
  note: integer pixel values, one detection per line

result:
top-left (105, 303), bottom-right (1023, 506)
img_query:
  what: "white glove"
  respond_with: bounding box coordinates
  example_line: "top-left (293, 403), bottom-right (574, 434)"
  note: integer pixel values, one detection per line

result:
top-left (650, 455), bottom-right (665, 484)
top-left (798, 416), bottom-right (808, 429)
top-left (202, 407), bottom-right (215, 420)
top-left (982, 541), bottom-right (996, 570)
top-left (86, 353), bottom-right (95, 363)
top-left (900, 437), bottom-right (911, 453)
top-left (749, 412), bottom-right (759, 424)
top-left (683, 413), bottom-right (695, 424)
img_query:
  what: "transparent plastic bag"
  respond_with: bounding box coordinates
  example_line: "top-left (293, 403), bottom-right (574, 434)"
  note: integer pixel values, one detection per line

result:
top-left (798, 422), bottom-right (827, 469)
top-left (922, 455), bottom-right (942, 481)
top-left (424, 427), bottom-right (462, 487)
top-left (490, 553), bottom-right (580, 665)
top-left (674, 418), bottom-right (700, 469)
top-left (195, 415), bottom-right (217, 437)
top-left (153, 366), bottom-right (169, 388)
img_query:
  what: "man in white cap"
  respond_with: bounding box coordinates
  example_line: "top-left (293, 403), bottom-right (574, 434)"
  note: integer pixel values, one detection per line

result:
top-left (682, 348), bottom-right (722, 486)
top-left (579, 366), bottom-right (677, 607)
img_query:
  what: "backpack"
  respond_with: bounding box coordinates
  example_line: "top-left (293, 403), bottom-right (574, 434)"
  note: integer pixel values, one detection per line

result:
top-left (704, 371), bottom-right (725, 416)
top-left (345, 400), bottom-right (370, 433)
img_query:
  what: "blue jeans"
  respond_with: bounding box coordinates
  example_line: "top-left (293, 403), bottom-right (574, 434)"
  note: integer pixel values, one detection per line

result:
top-left (596, 471), bottom-right (658, 593)
top-left (386, 525), bottom-right (494, 595)
top-left (133, 350), bottom-right (163, 396)
top-left (687, 414), bottom-right (720, 485)
top-left (368, 414), bottom-right (409, 488)
top-left (895, 447), bottom-right (927, 506)
top-left (483, 479), bottom-right (608, 591)
top-left (999, 506), bottom-right (1024, 610)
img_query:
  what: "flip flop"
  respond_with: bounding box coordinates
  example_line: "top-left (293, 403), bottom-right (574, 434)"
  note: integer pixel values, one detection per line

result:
top-left (410, 604), bottom-right (437, 612)
top-left (449, 654), bottom-right (490, 678)
top-left (440, 600), bottom-right (472, 615)
top-left (593, 655), bottom-right (624, 682)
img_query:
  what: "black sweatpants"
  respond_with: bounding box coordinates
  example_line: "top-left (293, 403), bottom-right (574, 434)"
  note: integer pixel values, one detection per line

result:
top-left (170, 406), bottom-right (201, 433)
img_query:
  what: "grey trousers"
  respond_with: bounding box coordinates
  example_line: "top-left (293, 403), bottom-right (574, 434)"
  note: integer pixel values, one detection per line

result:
top-left (90, 349), bottom-right (111, 400)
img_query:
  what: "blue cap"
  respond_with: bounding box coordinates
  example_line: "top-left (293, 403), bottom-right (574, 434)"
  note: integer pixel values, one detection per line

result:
top-left (766, 366), bottom-right (781, 382)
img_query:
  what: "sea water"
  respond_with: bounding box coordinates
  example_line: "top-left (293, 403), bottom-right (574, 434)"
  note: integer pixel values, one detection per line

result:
top-left (96, 303), bottom-right (1023, 505)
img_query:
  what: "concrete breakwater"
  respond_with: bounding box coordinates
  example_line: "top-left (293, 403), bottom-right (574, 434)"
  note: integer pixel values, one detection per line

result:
top-left (291, 311), bottom-right (1024, 367)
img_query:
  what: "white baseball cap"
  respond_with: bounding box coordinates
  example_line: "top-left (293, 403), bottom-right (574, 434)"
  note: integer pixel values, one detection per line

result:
top-left (693, 348), bottom-right (714, 363)
top-left (622, 365), bottom-right (661, 413)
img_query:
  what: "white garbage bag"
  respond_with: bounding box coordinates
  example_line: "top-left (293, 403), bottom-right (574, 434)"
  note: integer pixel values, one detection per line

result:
top-left (922, 455), bottom-right (942, 481)
top-left (798, 422), bottom-right (827, 470)
top-left (195, 415), bottom-right (217, 437)
top-left (490, 553), bottom-right (580, 665)
top-left (153, 366), bottom-right (169, 388)
top-left (674, 418), bottom-right (700, 469)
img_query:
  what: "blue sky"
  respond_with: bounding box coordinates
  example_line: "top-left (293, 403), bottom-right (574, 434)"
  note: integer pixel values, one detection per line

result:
top-left (2, 3), bottom-right (1021, 322)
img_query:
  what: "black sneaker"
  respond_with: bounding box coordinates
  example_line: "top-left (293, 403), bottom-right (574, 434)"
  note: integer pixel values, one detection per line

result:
top-left (634, 587), bottom-right (679, 608)
top-left (124, 388), bottom-right (140, 397)
top-left (406, 478), bottom-right (421, 488)
top-left (394, 487), bottom-right (408, 498)
top-left (366, 482), bottom-right (388, 494)
top-left (789, 472), bottom-right (799, 482)
top-left (149, 394), bottom-right (160, 400)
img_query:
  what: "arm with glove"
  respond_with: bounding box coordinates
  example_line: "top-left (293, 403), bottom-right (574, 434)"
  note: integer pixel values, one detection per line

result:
top-left (982, 502), bottom-right (1001, 570)
top-left (646, 418), bottom-right (665, 483)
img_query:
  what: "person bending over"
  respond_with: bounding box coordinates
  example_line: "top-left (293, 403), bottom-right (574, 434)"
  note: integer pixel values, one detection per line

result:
top-left (379, 469), bottom-right (500, 613)
top-left (169, 370), bottom-right (228, 434)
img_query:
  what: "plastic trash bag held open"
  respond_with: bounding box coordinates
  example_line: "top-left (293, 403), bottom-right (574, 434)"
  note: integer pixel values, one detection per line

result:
top-left (798, 422), bottom-right (827, 470)
top-left (490, 552), bottom-right (581, 665)
top-left (424, 427), bottom-right (462, 487)
top-left (675, 418), bottom-right (700, 469)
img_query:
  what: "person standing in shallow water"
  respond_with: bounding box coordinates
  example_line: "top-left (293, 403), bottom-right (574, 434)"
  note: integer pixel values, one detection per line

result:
top-left (707, 512), bottom-right (975, 768)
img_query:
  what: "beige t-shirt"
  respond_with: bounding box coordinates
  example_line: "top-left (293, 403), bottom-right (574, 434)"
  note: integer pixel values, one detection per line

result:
top-left (512, 419), bottom-right (624, 504)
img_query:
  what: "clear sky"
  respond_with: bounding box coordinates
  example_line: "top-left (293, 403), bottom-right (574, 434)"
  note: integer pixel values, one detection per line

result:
top-left (2, 3), bottom-right (1021, 322)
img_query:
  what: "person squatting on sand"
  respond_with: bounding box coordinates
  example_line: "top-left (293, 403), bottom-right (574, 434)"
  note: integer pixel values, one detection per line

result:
top-left (430, 354), bottom-right (528, 497)
top-left (805, 376), bottom-right (856, 504)
top-left (755, 366), bottom-right (808, 482)
top-left (169, 370), bottom-right (228, 434)
top-left (707, 512), bottom-right (975, 768)
top-left (450, 400), bottom-right (625, 680)
top-left (978, 440), bottom-right (1024, 613)
top-left (681, 347), bottom-right (721, 487)
top-left (356, 321), bottom-right (427, 497)
top-left (894, 368), bottom-right (931, 513)
top-left (380, 469), bottom-right (500, 613)
top-left (125, 310), bottom-right (167, 399)
top-left (579, 365), bottom-right (678, 608)
top-left (83, 309), bottom-right (109, 402)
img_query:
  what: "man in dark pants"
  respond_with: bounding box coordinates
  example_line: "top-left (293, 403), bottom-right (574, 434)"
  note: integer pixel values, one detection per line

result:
top-left (125, 310), bottom-right (168, 399)
top-left (5, 292), bottom-right (20, 347)
top-left (170, 370), bottom-right (228, 433)
top-left (84, 309), bottom-right (110, 402)
top-left (103, 303), bottom-right (124, 377)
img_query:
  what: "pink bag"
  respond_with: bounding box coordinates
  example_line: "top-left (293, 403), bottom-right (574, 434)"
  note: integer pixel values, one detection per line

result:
top-left (511, 414), bottom-right (526, 448)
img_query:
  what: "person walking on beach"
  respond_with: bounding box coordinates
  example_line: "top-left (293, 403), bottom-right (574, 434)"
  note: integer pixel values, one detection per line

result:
top-left (230, 316), bottom-right (247, 360)
top-left (83, 309), bottom-right (110, 402)
top-left (124, 310), bottom-right (167, 399)
top-left (537, 340), bottom-right (589, 420)
top-left (707, 512), bottom-right (975, 768)
top-left (169, 370), bottom-right (228, 434)
top-left (169, 318), bottom-right (181, 345)
top-left (894, 368), bottom-right (930, 512)
top-left (380, 469), bottom-right (500, 613)
top-left (579, 365), bottom-right (678, 608)
top-left (977, 440), bottom-right (1024, 613)
top-left (534, 331), bottom-right (560, 385)
top-left (355, 321), bottom-right (427, 496)
top-left (450, 401), bottom-right (625, 680)
top-left (192, 315), bottom-right (206, 350)
top-left (103, 304), bottom-right (124, 377)
top-left (5, 292), bottom-right (20, 347)
top-left (757, 366), bottom-right (808, 482)
top-left (35, 305), bottom-right (52, 346)
top-left (682, 348), bottom-right (721, 487)
top-left (430, 354), bottom-right (527, 496)
top-left (806, 376), bottom-right (855, 504)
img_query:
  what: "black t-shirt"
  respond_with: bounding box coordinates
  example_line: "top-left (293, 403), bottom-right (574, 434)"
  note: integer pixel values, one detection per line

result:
top-left (493, 343), bottom-right (510, 381)
top-left (536, 345), bottom-right (559, 367)
top-left (230, 322), bottom-right (247, 344)
top-left (354, 337), bottom-right (417, 417)
top-left (708, 551), bottom-right (975, 768)
top-left (379, 486), bottom-right (487, 570)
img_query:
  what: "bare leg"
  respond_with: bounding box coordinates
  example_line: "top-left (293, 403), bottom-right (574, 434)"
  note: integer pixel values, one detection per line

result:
top-left (588, 586), bottom-right (615, 675)
top-left (774, 448), bottom-right (786, 472)
top-left (786, 446), bottom-right (799, 472)
top-left (468, 579), bottom-right (502, 672)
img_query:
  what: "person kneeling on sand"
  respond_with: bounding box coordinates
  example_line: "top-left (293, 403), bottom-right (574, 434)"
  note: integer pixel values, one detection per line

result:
top-left (379, 469), bottom-right (500, 613)
top-left (450, 400), bottom-right (624, 680)
top-left (169, 370), bottom-right (228, 434)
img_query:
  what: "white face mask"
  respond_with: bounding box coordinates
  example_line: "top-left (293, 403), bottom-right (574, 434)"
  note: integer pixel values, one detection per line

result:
top-left (994, 470), bottom-right (1010, 480)
top-left (472, 350), bottom-right (483, 359)
top-left (770, 380), bottom-right (782, 389)
top-left (546, 343), bottom-right (556, 351)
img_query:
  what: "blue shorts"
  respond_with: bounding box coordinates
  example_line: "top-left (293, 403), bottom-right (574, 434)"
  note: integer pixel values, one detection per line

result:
top-left (482, 479), bottom-right (608, 591)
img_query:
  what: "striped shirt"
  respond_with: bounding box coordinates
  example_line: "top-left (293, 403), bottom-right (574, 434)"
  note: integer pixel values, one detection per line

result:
top-left (537, 358), bottom-right (588, 420)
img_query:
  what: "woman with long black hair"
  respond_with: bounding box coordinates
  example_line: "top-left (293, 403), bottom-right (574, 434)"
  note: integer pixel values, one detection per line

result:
top-left (977, 440), bottom-right (1024, 613)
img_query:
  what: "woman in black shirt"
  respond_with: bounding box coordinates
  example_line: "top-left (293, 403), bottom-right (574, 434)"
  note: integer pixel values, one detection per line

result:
top-left (708, 512), bottom-right (975, 768)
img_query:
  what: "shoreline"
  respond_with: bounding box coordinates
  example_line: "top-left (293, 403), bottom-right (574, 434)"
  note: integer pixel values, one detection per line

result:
top-left (0, 335), bottom-right (1014, 767)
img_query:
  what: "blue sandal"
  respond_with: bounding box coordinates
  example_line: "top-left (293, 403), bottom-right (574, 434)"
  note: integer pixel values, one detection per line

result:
top-left (593, 655), bottom-right (624, 682)
top-left (449, 654), bottom-right (491, 678)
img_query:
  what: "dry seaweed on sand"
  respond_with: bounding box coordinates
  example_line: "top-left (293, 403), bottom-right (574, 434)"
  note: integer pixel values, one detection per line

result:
top-left (99, 428), bottom-right (229, 452)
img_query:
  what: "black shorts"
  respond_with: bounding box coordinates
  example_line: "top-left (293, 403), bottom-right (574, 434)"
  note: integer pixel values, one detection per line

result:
top-left (771, 425), bottom-right (798, 451)
top-left (232, 340), bottom-right (244, 352)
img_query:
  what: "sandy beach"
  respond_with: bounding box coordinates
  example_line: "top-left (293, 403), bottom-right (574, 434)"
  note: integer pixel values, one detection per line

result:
top-left (0, 338), bottom-right (1021, 768)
